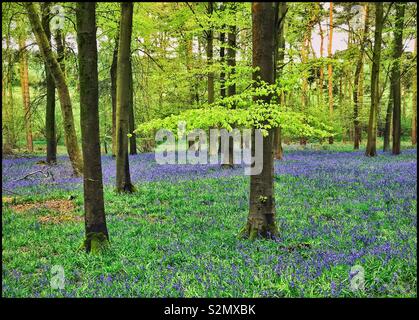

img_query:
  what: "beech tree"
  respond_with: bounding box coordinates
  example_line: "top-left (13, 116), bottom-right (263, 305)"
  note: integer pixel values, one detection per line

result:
top-left (391, 3), bottom-right (406, 155)
top-left (365, 2), bottom-right (383, 157)
top-left (242, 2), bottom-right (278, 239)
top-left (25, 3), bottom-right (83, 174)
top-left (41, 2), bottom-right (57, 163)
top-left (115, 2), bottom-right (135, 193)
top-left (76, 2), bottom-right (109, 253)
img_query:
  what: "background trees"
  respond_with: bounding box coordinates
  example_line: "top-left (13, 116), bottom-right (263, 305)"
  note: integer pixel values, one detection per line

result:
top-left (2, 2), bottom-right (417, 159)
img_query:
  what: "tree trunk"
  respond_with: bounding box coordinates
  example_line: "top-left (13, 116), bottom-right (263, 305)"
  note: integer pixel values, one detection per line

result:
top-left (18, 35), bottom-right (33, 152)
top-left (365, 2), bottom-right (383, 157)
top-left (227, 24), bottom-right (236, 98)
top-left (116, 2), bottom-right (135, 193)
top-left (76, 2), bottom-right (109, 254)
top-left (353, 4), bottom-right (369, 150)
top-left (327, 2), bottom-right (334, 119)
top-left (25, 3), bottom-right (83, 175)
top-left (412, 38), bottom-right (417, 146)
top-left (207, 2), bottom-right (214, 104)
top-left (383, 86), bottom-right (393, 151)
top-left (110, 35), bottom-right (118, 157)
top-left (242, 2), bottom-right (277, 240)
top-left (128, 56), bottom-right (137, 155)
top-left (391, 3), bottom-right (406, 155)
top-left (274, 2), bottom-right (286, 160)
top-left (42, 2), bottom-right (57, 164)
top-left (220, 30), bottom-right (226, 98)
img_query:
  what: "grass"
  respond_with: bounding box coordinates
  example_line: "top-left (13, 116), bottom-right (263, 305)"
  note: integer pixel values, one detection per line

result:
top-left (2, 144), bottom-right (417, 298)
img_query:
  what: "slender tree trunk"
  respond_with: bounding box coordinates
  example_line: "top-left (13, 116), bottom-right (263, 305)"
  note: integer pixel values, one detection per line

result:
top-left (391, 3), bottom-right (406, 155)
top-left (116, 2), bottom-right (135, 193)
top-left (327, 3), bottom-right (334, 116)
top-left (220, 30), bottom-right (226, 98)
top-left (110, 35), bottom-right (118, 157)
top-left (222, 3), bottom-right (238, 168)
top-left (54, 29), bottom-right (66, 76)
top-left (42, 2), bottom-right (57, 163)
top-left (327, 2), bottom-right (334, 144)
top-left (242, 2), bottom-right (277, 240)
top-left (207, 2), bottom-right (214, 104)
top-left (353, 4), bottom-right (369, 150)
top-left (412, 38), bottom-right (417, 146)
top-left (18, 35), bottom-right (33, 152)
top-left (318, 7), bottom-right (324, 104)
top-left (365, 2), bottom-right (383, 157)
top-left (25, 3), bottom-right (83, 175)
top-left (128, 57), bottom-right (137, 155)
top-left (383, 86), bottom-right (393, 151)
top-left (76, 2), bottom-right (109, 253)
top-left (274, 2), bottom-right (286, 160)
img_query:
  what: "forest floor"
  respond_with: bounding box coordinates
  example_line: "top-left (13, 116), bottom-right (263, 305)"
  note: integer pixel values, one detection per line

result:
top-left (2, 144), bottom-right (417, 297)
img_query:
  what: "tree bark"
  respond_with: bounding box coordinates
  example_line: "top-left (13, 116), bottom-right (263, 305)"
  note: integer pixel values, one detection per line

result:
top-left (25, 3), bottom-right (83, 175)
top-left (128, 57), bottom-right (137, 155)
top-left (242, 2), bottom-right (277, 240)
top-left (365, 2), bottom-right (383, 157)
top-left (391, 3), bottom-right (406, 155)
top-left (383, 86), bottom-right (393, 151)
top-left (76, 2), bottom-right (109, 253)
top-left (42, 2), bottom-right (57, 164)
top-left (116, 2), bottom-right (135, 193)
top-left (353, 4), bottom-right (369, 150)
top-left (110, 35), bottom-right (118, 157)
top-left (18, 35), bottom-right (33, 152)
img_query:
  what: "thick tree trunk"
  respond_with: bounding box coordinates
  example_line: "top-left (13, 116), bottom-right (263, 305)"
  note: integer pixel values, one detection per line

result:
top-left (207, 2), bottom-right (214, 104)
top-left (242, 2), bottom-right (277, 240)
top-left (274, 2), bottom-right (286, 160)
top-left (42, 3), bottom-right (57, 164)
top-left (391, 3), bottom-right (405, 155)
top-left (116, 2), bottom-right (135, 193)
top-left (18, 35), bottom-right (33, 152)
top-left (365, 2), bottom-right (383, 157)
top-left (110, 35), bottom-right (118, 157)
top-left (76, 2), bottom-right (109, 254)
top-left (128, 57), bottom-right (137, 155)
top-left (383, 87), bottom-right (393, 151)
top-left (353, 4), bottom-right (369, 150)
top-left (412, 38), bottom-right (417, 146)
top-left (25, 3), bottom-right (83, 175)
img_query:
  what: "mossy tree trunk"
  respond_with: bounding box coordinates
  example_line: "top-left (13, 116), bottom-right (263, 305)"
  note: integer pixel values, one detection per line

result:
top-left (115, 2), bottom-right (135, 193)
top-left (327, 2), bottom-right (334, 145)
top-left (41, 2), bottom-right (57, 164)
top-left (391, 3), bottom-right (405, 155)
top-left (76, 2), bottom-right (109, 253)
top-left (25, 3), bottom-right (83, 175)
top-left (242, 2), bottom-right (278, 240)
top-left (365, 2), bottom-right (383, 157)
